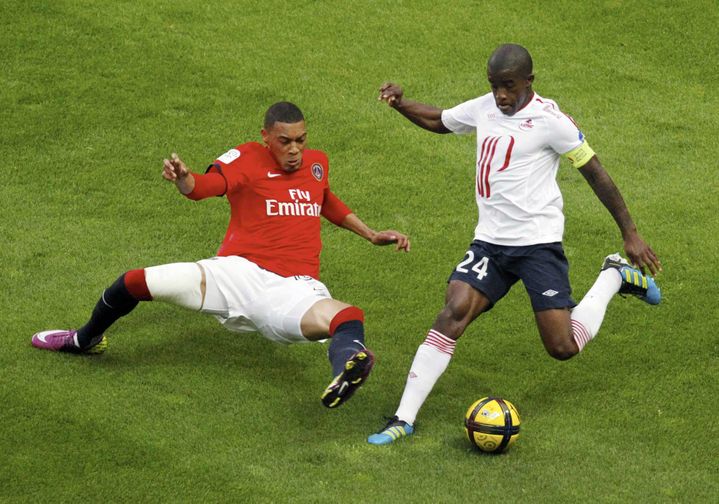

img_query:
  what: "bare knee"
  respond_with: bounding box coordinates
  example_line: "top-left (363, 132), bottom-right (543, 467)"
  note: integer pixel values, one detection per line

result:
top-left (300, 299), bottom-right (352, 340)
top-left (545, 338), bottom-right (579, 361)
top-left (535, 309), bottom-right (577, 361)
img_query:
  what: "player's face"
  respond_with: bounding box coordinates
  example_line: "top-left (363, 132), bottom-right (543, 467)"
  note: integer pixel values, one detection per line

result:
top-left (487, 68), bottom-right (534, 116)
top-left (262, 121), bottom-right (307, 172)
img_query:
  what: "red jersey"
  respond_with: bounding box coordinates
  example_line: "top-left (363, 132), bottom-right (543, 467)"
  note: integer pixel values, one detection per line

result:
top-left (185, 142), bottom-right (351, 279)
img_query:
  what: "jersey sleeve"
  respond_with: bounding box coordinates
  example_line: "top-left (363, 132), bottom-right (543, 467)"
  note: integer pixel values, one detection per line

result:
top-left (321, 189), bottom-right (352, 225)
top-left (544, 110), bottom-right (585, 155)
top-left (441, 97), bottom-right (482, 134)
top-left (543, 110), bottom-right (597, 168)
top-left (316, 153), bottom-right (352, 225)
top-left (185, 172), bottom-right (228, 200)
top-left (209, 145), bottom-right (251, 193)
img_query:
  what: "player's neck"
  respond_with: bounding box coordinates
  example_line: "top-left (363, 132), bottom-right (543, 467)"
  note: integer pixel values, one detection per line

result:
top-left (516, 91), bottom-right (534, 113)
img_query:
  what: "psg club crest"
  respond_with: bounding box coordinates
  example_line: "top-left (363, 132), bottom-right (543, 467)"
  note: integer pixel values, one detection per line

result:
top-left (311, 163), bottom-right (323, 181)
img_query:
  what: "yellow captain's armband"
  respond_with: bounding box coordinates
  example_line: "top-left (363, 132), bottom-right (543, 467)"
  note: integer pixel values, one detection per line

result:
top-left (564, 141), bottom-right (596, 168)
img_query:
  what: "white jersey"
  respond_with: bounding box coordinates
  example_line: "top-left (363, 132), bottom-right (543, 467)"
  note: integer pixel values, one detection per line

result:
top-left (441, 92), bottom-right (584, 246)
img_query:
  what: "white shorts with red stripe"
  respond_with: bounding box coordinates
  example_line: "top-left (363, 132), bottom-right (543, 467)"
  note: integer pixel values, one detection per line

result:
top-left (198, 256), bottom-right (332, 344)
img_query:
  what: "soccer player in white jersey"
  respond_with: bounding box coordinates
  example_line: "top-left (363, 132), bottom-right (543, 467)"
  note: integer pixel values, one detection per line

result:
top-left (368, 44), bottom-right (662, 445)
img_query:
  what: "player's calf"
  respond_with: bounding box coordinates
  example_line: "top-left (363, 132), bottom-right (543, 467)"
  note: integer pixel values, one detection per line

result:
top-left (75, 269), bottom-right (150, 348)
top-left (321, 306), bottom-right (373, 408)
top-left (326, 306), bottom-right (366, 374)
top-left (32, 269), bottom-right (150, 354)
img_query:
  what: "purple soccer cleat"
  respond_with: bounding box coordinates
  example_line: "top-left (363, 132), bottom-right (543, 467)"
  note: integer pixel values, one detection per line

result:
top-left (31, 330), bottom-right (108, 354)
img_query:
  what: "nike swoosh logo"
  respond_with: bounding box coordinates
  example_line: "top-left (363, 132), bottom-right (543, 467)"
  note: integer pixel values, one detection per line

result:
top-left (36, 332), bottom-right (50, 343)
top-left (353, 339), bottom-right (367, 350)
top-left (267, 172), bottom-right (282, 178)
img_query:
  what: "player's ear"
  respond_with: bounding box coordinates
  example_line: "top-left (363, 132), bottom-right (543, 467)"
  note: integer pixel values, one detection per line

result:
top-left (527, 74), bottom-right (535, 85)
top-left (261, 128), bottom-right (270, 146)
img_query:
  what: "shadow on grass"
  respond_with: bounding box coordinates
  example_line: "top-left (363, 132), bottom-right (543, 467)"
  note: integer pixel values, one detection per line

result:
top-left (21, 305), bottom-right (410, 441)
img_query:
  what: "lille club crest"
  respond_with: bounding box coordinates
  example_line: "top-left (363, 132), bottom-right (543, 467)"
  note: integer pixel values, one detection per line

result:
top-left (519, 118), bottom-right (534, 130)
top-left (311, 163), bottom-right (323, 181)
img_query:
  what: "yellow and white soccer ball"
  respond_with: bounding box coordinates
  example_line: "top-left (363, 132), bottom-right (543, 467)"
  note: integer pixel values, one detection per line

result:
top-left (464, 397), bottom-right (521, 453)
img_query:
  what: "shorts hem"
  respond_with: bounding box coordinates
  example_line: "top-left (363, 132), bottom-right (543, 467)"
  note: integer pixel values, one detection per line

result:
top-left (531, 300), bottom-right (577, 312)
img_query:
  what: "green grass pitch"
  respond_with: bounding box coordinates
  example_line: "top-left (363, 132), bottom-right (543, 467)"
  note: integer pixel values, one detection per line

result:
top-left (1, 0), bottom-right (717, 502)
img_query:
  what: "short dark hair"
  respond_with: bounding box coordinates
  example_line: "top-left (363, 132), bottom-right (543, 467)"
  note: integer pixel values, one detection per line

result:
top-left (264, 102), bottom-right (304, 130)
top-left (488, 44), bottom-right (533, 77)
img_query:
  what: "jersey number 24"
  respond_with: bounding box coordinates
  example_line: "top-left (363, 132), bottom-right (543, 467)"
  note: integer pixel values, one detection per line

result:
top-left (456, 251), bottom-right (489, 280)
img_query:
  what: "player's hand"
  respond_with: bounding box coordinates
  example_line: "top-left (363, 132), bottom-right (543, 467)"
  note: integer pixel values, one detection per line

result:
top-left (623, 233), bottom-right (662, 276)
top-left (378, 82), bottom-right (403, 108)
top-left (371, 230), bottom-right (410, 252)
top-left (162, 153), bottom-right (190, 182)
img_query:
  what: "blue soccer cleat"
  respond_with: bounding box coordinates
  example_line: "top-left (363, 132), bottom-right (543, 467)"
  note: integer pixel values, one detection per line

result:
top-left (601, 253), bottom-right (661, 305)
top-left (367, 416), bottom-right (414, 445)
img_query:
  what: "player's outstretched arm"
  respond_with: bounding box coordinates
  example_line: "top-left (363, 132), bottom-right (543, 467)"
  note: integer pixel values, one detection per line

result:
top-left (162, 153), bottom-right (195, 195)
top-left (378, 82), bottom-right (451, 134)
top-left (162, 153), bottom-right (227, 200)
top-left (340, 213), bottom-right (410, 252)
top-left (578, 156), bottom-right (662, 275)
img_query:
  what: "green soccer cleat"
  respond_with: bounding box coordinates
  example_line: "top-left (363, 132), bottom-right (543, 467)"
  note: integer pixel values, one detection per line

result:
top-left (321, 349), bottom-right (374, 408)
top-left (367, 416), bottom-right (414, 445)
top-left (601, 253), bottom-right (661, 305)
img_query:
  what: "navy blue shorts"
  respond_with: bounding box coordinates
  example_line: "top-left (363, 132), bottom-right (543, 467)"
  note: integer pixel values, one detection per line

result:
top-left (447, 240), bottom-right (576, 312)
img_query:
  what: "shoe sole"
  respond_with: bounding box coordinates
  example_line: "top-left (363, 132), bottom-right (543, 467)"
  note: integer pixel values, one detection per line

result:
top-left (321, 350), bottom-right (374, 408)
top-left (83, 336), bottom-right (109, 354)
top-left (368, 427), bottom-right (413, 445)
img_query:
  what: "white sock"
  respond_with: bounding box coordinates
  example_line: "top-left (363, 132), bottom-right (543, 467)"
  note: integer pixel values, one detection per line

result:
top-left (570, 268), bottom-right (622, 351)
top-left (395, 329), bottom-right (456, 425)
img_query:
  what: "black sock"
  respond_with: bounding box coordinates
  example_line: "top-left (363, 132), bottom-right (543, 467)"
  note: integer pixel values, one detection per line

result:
top-left (76, 274), bottom-right (140, 348)
top-left (328, 320), bottom-right (365, 376)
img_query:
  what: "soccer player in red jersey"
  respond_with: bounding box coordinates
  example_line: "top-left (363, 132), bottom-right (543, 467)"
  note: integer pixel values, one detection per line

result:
top-left (32, 102), bottom-right (410, 409)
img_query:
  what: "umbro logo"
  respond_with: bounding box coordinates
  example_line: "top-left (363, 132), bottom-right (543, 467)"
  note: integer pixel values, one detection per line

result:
top-left (267, 172), bottom-right (282, 178)
top-left (542, 289), bottom-right (559, 297)
top-left (409, 371), bottom-right (418, 379)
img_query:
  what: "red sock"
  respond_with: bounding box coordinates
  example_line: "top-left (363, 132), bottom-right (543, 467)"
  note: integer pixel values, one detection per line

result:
top-left (124, 269), bottom-right (152, 301)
